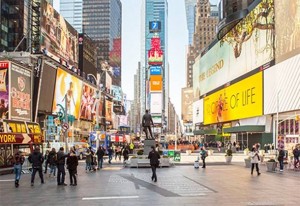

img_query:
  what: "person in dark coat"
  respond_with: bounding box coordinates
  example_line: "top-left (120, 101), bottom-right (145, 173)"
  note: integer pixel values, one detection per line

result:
top-left (142, 110), bottom-right (154, 139)
top-left (107, 147), bottom-right (113, 164)
top-left (148, 146), bottom-right (160, 182)
top-left (28, 146), bottom-right (44, 186)
top-left (56, 147), bottom-right (68, 186)
top-left (96, 146), bottom-right (105, 169)
top-left (66, 149), bottom-right (78, 186)
top-left (122, 146), bottom-right (129, 166)
top-left (12, 150), bottom-right (25, 187)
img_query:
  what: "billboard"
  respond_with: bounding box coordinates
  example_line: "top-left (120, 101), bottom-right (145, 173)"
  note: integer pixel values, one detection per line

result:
top-left (204, 72), bottom-right (263, 125)
top-left (152, 115), bottom-right (162, 125)
top-left (148, 37), bottom-right (163, 65)
top-left (275, 0), bottom-right (300, 63)
top-left (193, 0), bottom-right (274, 97)
top-left (10, 64), bottom-right (32, 121)
top-left (264, 54), bottom-right (300, 114)
top-left (149, 21), bottom-right (161, 33)
top-left (150, 75), bottom-right (163, 92)
top-left (193, 99), bottom-right (204, 124)
top-left (0, 62), bottom-right (9, 119)
top-left (181, 87), bottom-right (193, 122)
top-left (80, 83), bottom-right (102, 121)
top-left (52, 68), bottom-right (82, 119)
top-left (40, 0), bottom-right (78, 68)
top-left (111, 85), bottom-right (122, 101)
top-left (150, 93), bottom-right (162, 114)
top-left (150, 66), bottom-right (162, 75)
top-left (105, 100), bottom-right (113, 123)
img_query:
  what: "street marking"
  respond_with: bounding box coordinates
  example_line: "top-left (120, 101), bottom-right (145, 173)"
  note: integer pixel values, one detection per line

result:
top-left (82, 196), bottom-right (139, 200)
top-left (180, 193), bottom-right (206, 197)
top-left (0, 179), bottom-right (15, 182)
top-left (102, 167), bottom-right (123, 171)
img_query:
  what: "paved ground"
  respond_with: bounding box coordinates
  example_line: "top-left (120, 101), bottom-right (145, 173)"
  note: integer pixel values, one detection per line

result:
top-left (1, 160), bottom-right (300, 206)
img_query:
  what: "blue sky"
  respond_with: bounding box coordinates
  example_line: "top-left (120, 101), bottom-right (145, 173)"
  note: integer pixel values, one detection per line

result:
top-left (53, 0), bottom-right (219, 117)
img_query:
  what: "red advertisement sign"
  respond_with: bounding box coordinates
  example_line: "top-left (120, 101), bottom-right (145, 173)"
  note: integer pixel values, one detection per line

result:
top-left (0, 133), bottom-right (32, 144)
top-left (148, 37), bottom-right (163, 65)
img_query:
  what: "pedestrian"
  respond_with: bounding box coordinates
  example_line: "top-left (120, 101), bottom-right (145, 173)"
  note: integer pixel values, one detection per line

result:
top-left (107, 147), bottom-right (113, 164)
top-left (48, 148), bottom-right (57, 177)
top-left (28, 146), bottom-right (45, 186)
top-left (123, 146), bottom-right (129, 166)
top-left (142, 109), bottom-right (154, 139)
top-left (44, 150), bottom-right (50, 174)
top-left (12, 150), bottom-right (25, 188)
top-left (85, 149), bottom-right (92, 172)
top-left (148, 145), bottom-right (160, 182)
top-left (278, 147), bottom-right (285, 172)
top-left (57, 147), bottom-right (68, 186)
top-left (200, 147), bottom-right (207, 168)
top-left (96, 146), bottom-right (105, 169)
top-left (66, 149), bottom-right (78, 186)
top-left (250, 147), bottom-right (261, 175)
top-left (293, 145), bottom-right (299, 168)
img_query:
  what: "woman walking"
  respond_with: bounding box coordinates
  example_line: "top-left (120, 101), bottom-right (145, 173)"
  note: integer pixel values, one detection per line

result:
top-left (67, 149), bottom-right (78, 186)
top-left (85, 149), bottom-right (92, 172)
top-left (250, 147), bottom-right (261, 176)
top-left (12, 150), bottom-right (25, 187)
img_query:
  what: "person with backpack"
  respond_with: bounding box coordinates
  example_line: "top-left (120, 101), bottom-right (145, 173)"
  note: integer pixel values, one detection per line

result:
top-left (200, 147), bottom-right (208, 168)
top-left (57, 147), bottom-right (68, 186)
top-left (28, 146), bottom-right (44, 186)
top-left (48, 148), bottom-right (57, 177)
top-left (12, 150), bottom-right (25, 188)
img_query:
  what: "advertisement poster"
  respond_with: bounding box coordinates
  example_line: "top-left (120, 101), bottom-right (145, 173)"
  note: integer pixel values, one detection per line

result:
top-left (150, 93), bottom-right (162, 114)
top-left (10, 64), bottom-right (32, 121)
top-left (52, 68), bottom-right (82, 119)
top-left (150, 66), bottom-right (162, 75)
top-left (80, 83), bottom-right (102, 121)
top-left (105, 101), bottom-right (113, 123)
top-left (275, 0), bottom-right (300, 63)
top-left (193, 99), bottom-right (204, 124)
top-left (181, 87), bottom-right (193, 122)
top-left (111, 85), bottom-right (122, 101)
top-left (40, 0), bottom-right (78, 68)
top-left (0, 62), bottom-right (9, 119)
top-left (193, 0), bottom-right (274, 96)
top-left (204, 72), bottom-right (263, 125)
top-left (148, 37), bottom-right (163, 65)
top-left (150, 75), bottom-right (162, 92)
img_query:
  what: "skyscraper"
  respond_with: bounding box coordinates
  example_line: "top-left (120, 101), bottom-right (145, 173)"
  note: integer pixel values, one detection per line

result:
top-left (60, 0), bottom-right (83, 33)
top-left (185, 0), bottom-right (197, 45)
top-left (82, 0), bottom-right (122, 86)
top-left (140, 0), bottom-right (169, 134)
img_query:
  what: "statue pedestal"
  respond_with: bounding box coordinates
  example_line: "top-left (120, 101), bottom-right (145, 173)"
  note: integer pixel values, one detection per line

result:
top-left (144, 139), bottom-right (156, 155)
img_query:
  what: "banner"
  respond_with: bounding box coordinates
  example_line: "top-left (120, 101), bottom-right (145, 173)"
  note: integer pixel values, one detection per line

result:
top-left (150, 75), bottom-right (162, 92)
top-left (10, 64), bottom-right (32, 121)
top-left (0, 62), bottom-right (9, 119)
top-left (193, 0), bottom-right (274, 97)
top-left (52, 68), bottom-right (82, 119)
top-left (204, 72), bottom-right (263, 124)
top-left (105, 100), bottom-right (113, 123)
top-left (80, 83), bottom-right (102, 120)
top-left (181, 87), bottom-right (193, 122)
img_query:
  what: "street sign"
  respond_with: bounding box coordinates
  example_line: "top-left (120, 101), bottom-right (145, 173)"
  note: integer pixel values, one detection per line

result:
top-left (62, 123), bottom-right (69, 131)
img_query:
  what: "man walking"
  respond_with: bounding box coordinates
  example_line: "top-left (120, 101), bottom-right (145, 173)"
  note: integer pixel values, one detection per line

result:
top-left (148, 146), bottom-right (160, 182)
top-left (200, 147), bottom-right (207, 168)
top-left (28, 146), bottom-right (44, 186)
top-left (12, 150), bottom-right (25, 187)
top-left (142, 110), bottom-right (154, 139)
top-left (57, 147), bottom-right (68, 186)
top-left (96, 146), bottom-right (105, 169)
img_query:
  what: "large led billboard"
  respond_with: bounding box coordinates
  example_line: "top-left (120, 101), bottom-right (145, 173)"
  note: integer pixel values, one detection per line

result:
top-left (275, 0), bottom-right (300, 63)
top-left (150, 93), bottom-right (162, 114)
top-left (148, 37), bottom-right (163, 65)
top-left (150, 75), bottom-right (163, 92)
top-left (264, 54), bottom-right (300, 114)
top-left (181, 87), bottom-right (193, 122)
top-left (193, 99), bottom-right (204, 124)
top-left (149, 21), bottom-right (161, 33)
top-left (52, 68), bottom-right (82, 119)
top-left (150, 66), bottom-right (162, 75)
top-left (40, 0), bottom-right (78, 68)
top-left (204, 72), bottom-right (263, 125)
top-left (80, 83), bottom-right (102, 121)
top-left (193, 0), bottom-right (274, 97)
top-left (10, 64), bottom-right (32, 121)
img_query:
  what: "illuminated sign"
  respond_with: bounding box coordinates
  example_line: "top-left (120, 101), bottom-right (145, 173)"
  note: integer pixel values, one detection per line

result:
top-left (10, 64), bottom-right (32, 121)
top-left (150, 66), bottom-right (162, 75)
top-left (0, 63), bottom-right (9, 119)
top-left (148, 37), bottom-right (163, 65)
top-left (0, 133), bottom-right (32, 144)
top-left (150, 75), bottom-right (163, 92)
top-left (204, 72), bottom-right (263, 124)
top-left (52, 68), bottom-right (82, 119)
top-left (193, 0), bottom-right (274, 97)
top-left (149, 21), bottom-right (161, 33)
top-left (150, 93), bottom-right (162, 114)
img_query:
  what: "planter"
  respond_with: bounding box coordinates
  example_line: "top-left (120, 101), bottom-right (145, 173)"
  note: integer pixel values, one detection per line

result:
top-left (266, 162), bottom-right (277, 172)
top-left (244, 158), bottom-right (251, 168)
top-left (225, 156), bottom-right (232, 164)
top-left (130, 158), bottom-right (138, 167)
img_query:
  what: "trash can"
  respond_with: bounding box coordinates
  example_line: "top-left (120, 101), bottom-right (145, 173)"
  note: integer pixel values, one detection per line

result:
top-left (194, 161), bottom-right (199, 169)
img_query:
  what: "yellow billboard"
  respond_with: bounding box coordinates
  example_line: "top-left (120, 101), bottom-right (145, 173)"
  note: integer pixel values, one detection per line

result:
top-left (204, 72), bottom-right (263, 125)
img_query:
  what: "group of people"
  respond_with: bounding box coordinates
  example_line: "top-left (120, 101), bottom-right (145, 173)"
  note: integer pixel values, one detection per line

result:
top-left (12, 146), bottom-right (78, 188)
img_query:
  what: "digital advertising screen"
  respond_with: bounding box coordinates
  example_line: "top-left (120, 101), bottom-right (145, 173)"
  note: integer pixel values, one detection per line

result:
top-left (150, 93), bottom-right (162, 114)
top-left (150, 75), bottom-right (162, 92)
top-left (193, 0), bottom-right (274, 96)
top-left (203, 72), bottom-right (263, 125)
top-left (150, 66), bottom-right (162, 75)
top-left (0, 62), bottom-right (9, 120)
top-left (181, 87), bottom-right (193, 122)
top-left (10, 64), bottom-right (32, 121)
top-left (52, 68), bottom-right (82, 119)
top-left (193, 99), bottom-right (204, 124)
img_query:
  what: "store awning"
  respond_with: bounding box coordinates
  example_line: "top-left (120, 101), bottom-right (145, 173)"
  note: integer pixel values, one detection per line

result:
top-left (223, 125), bottom-right (265, 133)
top-left (193, 129), bottom-right (217, 135)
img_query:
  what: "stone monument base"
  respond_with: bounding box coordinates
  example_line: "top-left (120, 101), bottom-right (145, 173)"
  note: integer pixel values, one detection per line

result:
top-left (144, 139), bottom-right (156, 155)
